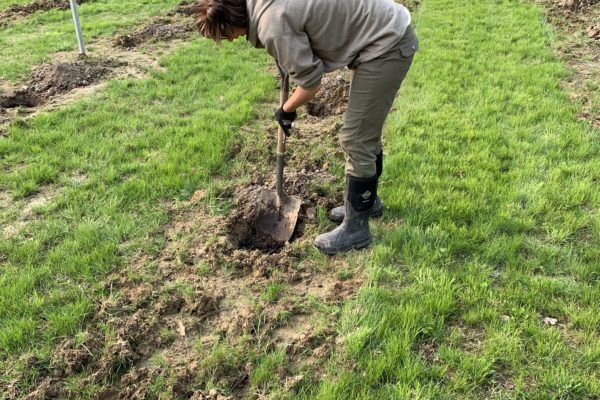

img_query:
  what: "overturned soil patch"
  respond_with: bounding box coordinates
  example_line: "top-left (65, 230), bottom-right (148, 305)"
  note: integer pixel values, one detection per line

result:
top-left (306, 72), bottom-right (351, 117)
top-left (0, 61), bottom-right (112, 109)
top-left (0, 0), bottom-right (95, 22)
top-left (168, 0), bottom-right (195, 16)
top-left (558, 0), bottom-right (599, 12)
top-left (7, 177), bottom-right (360, 399)
top-left (537, 0), bottom-right (600, 128)
top-left (115, 18), bottom-right (193, 49)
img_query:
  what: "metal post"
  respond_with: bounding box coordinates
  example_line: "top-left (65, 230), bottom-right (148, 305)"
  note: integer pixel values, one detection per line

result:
top-left (69, 0), bottom-right (86, 56)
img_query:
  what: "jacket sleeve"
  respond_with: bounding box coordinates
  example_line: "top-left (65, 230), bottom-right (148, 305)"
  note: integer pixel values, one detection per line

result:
top-left (262, 32), bottom-right (324, 89)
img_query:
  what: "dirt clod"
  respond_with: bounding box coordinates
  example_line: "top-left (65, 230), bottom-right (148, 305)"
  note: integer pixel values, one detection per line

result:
top-left (306, 73), bottom-right (351, 117)
top-left (0, 61), bottom-right (111, 109)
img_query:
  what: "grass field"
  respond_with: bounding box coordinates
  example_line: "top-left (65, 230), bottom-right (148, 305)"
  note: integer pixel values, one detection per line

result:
top-left (1, 0), bottom-right (599, 398)
top-left (0, 0), bottom-right (183, 82)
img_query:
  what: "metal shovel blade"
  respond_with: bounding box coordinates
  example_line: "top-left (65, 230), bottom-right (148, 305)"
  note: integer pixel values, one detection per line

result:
top-left (255, 189), bottom-right (301, 243)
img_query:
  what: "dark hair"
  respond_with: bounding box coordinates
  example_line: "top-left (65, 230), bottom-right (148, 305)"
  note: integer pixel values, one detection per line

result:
top-left (193, 0), bottom-right (248, 42)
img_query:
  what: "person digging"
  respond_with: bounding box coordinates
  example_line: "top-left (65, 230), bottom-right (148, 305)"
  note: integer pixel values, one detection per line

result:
top-left (193, 0), bottom-right (418, 254)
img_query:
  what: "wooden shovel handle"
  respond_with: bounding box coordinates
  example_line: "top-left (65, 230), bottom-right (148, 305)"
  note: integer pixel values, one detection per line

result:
top-left (276, 71), bottom-right (289, 197)
top-left (277, 73), bottom-right (290, 154)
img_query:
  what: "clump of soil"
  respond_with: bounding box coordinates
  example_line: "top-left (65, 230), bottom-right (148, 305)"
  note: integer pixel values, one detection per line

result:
top-left (0, 61), bottom-right (111, 109)
top-left (587, 24), bottom-right (600, 39)
top-left (115, 18), bottom-right (193, 49)
top-left (306, 73), bottom-right (351, 117)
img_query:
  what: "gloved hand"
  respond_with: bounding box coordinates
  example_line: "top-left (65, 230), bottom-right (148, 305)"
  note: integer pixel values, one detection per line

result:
top-left (274, 107), bottom-right (297, 137)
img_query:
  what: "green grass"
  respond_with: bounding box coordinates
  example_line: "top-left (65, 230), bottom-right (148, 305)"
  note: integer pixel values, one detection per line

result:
top-left (0, 0), bottom-right (30, 11)
top-left (299, 0), bottom-right (600, 398)
top-left (0, 0), bottom-right (183, 82)
top-left (0, 36), bottom-right (272, 371)
top-left (1, 0), bottom-right (600, 398)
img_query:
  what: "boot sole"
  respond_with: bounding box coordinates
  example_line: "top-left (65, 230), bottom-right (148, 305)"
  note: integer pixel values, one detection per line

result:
top-left (329, 209), bottom-right (383, 224)
top-left (315, 237), bottom-right (371, 255)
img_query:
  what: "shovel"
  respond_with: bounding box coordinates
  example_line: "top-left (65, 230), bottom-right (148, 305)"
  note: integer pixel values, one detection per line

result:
top-left (255, 68), bottom-right (301, 243)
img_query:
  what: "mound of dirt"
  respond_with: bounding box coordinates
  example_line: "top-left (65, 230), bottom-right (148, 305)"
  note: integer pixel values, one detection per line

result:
top-left (0, 61), bottom-right (111, 109)
top-left (115, 19), bottom-right (193, 49)
top-left (306, 73), bottom-right (351, 117)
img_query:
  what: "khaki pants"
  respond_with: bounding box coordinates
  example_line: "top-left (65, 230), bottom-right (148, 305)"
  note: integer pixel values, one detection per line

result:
top-left (340, 25), bottom-right (418, 178)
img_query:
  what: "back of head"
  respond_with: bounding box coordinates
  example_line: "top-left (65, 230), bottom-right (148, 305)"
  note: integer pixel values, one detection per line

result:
top-left (193, 0), bottom-right (248, 42)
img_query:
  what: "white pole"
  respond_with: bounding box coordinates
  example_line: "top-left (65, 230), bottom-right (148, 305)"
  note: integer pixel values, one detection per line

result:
top-left (69, 0), bottom-right (86, 56)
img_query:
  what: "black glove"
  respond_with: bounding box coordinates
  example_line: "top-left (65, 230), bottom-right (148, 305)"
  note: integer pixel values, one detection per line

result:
top-left (274, 107), bottom-right (297, 137)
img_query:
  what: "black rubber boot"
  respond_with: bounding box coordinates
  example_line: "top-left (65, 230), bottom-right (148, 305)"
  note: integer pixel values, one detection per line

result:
top-left (329, 197), bottom-right (383, 223)
top-left (315, 176), bottom-right (376, 255)
top-left (329, 152), bottom-right (384, 223)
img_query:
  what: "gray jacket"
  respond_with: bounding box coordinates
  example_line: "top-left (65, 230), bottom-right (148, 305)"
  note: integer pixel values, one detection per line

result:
top-left (247, 0), bottom-right (412, 88)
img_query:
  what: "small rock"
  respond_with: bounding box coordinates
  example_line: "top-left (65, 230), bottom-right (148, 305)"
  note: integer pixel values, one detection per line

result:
top-left (543, 317), bottom-right (558, 326)
top-left (500, 315), bottom-right (510, 323)
top-left (306, 207), bottom-right (316, 220)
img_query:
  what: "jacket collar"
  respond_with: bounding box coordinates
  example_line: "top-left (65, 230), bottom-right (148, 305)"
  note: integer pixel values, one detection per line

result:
top-left (246, 0), bottom-right (275, 48)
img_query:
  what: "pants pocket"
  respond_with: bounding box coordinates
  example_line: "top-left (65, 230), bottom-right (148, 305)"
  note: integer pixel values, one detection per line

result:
top-left (398, 26), bottom-right (419, 58)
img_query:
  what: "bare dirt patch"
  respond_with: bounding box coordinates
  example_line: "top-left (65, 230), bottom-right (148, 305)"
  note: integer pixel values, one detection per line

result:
top-left (168, 0), bottom-right (195, 17)
top-left (537, 0), bottom-right (600, 129)
top-left (115, 18), bottom-right (193, 49)
top-left (2, 186), bottom-right (60, 240)
top-left (0, 191), bottom-right (11, 209)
